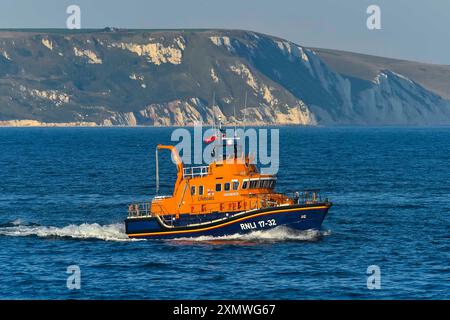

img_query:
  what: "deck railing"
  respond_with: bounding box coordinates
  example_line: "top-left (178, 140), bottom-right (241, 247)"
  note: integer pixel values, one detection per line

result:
top-left (127, 202), bottom-right (153, 218)
top-left (127, 190), bottom-right (328, 218)
top-left (182, 165), bottom-right (210, 179)
top-left (285, 189), bottom-right (327, 205)
top-left (127, 202), bottom-right (177, 226)
top-left (127, 201), bottom-right (174, 220)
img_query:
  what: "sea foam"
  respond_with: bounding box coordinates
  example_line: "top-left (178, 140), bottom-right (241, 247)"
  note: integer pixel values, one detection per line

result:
top-left (172, 226), bottom-right (331, 243)
top-left (0, 221), bottom-right (330, 243)
top-left (0, 221), bottom-right (132, 241)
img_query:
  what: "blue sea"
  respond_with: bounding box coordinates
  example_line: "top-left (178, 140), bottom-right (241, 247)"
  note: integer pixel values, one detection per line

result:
top-left (0, 127), bottom-right (448, 299)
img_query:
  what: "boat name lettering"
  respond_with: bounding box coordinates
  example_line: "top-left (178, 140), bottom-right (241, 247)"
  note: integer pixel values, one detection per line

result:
top-left (240, 219), bottom-right (277, 230)
top-left (198, 196), bottom-right (214, 201)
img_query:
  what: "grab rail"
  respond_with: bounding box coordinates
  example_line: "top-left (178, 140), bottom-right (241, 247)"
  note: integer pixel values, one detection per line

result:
top-left (127, 190), bottom-right (328, 218)
top-left (283, 190), bottom-right (328, 205)
top-left (183, 166), bottom-right (210, 179)
top-left (127, 202), bottom-right (175, 225)
top-left (127, 202), bottom-right (152, 218)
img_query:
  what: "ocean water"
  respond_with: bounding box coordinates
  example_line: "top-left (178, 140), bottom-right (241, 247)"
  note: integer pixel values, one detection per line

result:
top-left (0, 127), bottom-right (448, 299)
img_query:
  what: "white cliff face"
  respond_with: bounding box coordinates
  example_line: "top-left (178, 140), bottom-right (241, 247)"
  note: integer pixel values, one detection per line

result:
top-left (73, 47), bottom-right (102, 64)
top-left (354, 71), bottom-right (450, 125)
top-left (0, 120), bottom-right (97, 127)
top-left (241, 103), bottom-right (316, 125)
top-left (275, 40), bottom-right (309, 63)
top-left (16, 85), bottom-right (70, 107)
top-left (210, 68), bottom-right (219, 83)
top-left (102, 97), bottom-right (316, 127)
top-left (129, 73), bottom-right (146, 88)
top-left (104, 98), bottom-right (210, 126)
top-left (30, 89), bottom-right (70, 105)
top-left (209, 36), bottom-right (235, 52)
top-left (111, 37), bottom-right (185, 65)
top-left (309, 50), bottom-right (355, 119)
top-left (229, 64), bottom-right (259, 91)
top-left (227, 61), bottom-right (315, 124)
top-left (274, 40), bottom-right (313, 76)
top-left (2, 50), bottom-right (11, 60)
top-left (41, 38), bottom-right (53, 51)
top-left (270, 41), bottom-right (450, 125)
top-left (229, 63), bottom-right (279, 106)
top-left (1, 30), bottom-right (449, 127)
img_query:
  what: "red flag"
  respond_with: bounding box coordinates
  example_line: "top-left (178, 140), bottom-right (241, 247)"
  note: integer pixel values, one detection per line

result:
top-left (204, 135), bottom-right (216, 144)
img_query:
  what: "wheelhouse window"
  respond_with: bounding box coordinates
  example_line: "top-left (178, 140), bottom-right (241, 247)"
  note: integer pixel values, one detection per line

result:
top-left (246, 179), bottom-right (276, 189)
top-left (224, 182), bottom-right (230, 191)
top-left (232, 181), bottom-right (239, 190)
top-left (269, 180), bottom-right (276, 189)
top-left (215, 183), bottom-right (222, 192)
top-left (263, 179), bottom-right (275, 189)
top-left (199, 185), bottom-right (204, 195)
top-left (242, 180), bottom-right (248, 189)
top-left (190, 186), bottom-right (196, 195)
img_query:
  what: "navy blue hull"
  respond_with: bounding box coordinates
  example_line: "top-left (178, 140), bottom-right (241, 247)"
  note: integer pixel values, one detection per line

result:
top-left (125, 204), bottom-right (331, 239)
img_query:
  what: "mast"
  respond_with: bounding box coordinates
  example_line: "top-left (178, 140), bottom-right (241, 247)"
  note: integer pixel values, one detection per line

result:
top-left (243, 92), bottom-right (248, 162)
top-left (212, 91), bottom-right (216, 131)
top-left (155, 147), bottom-right (159, 195)
top-left (233, 104), bottom-right (237, 132)
top-left (243, 91), bottom-right (247, 131)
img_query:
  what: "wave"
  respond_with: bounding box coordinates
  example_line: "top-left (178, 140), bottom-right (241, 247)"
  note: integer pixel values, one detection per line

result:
top-left (0, 221), bottom-right (330, 243)
top-left (0, 221), bottom-right (133, 241)
top-left (172, 226), bottom-right (331, 243)
top-left (0, 218), bottom-right (26, 228)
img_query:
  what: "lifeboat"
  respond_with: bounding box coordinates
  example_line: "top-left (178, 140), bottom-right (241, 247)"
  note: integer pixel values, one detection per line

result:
top-left (125, 124), bottom-right (332, 239)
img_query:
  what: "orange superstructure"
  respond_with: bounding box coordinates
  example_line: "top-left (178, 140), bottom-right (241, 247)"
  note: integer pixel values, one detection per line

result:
top-left (151, 143), bottom-right (293, 218)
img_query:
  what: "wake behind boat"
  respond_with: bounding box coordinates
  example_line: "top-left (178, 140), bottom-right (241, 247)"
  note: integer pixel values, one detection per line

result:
top-left (125, 122), bottom-right (332, 240)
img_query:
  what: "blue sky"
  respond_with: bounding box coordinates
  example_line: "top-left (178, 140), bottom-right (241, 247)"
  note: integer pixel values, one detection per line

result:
top-left (1, 0), bottom-right (449, 64)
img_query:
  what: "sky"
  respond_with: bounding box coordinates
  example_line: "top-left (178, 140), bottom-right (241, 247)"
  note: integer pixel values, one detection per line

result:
top-left (1, 0), bottom-right (449, 65)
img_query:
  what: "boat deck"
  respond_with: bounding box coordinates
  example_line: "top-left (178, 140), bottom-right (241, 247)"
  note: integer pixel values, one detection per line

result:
top-left (127, 190), bottom-right (328, 219)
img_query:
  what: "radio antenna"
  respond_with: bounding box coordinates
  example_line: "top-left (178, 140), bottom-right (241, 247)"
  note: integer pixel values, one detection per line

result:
top-left (233, 104), bottom-right (237, 133)
top-left (243, 91), bottom-right (248, 131)
top-left (155, 147), bottom-right (159, 195)
top-left (212, 91), bottom-right (216, 131)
